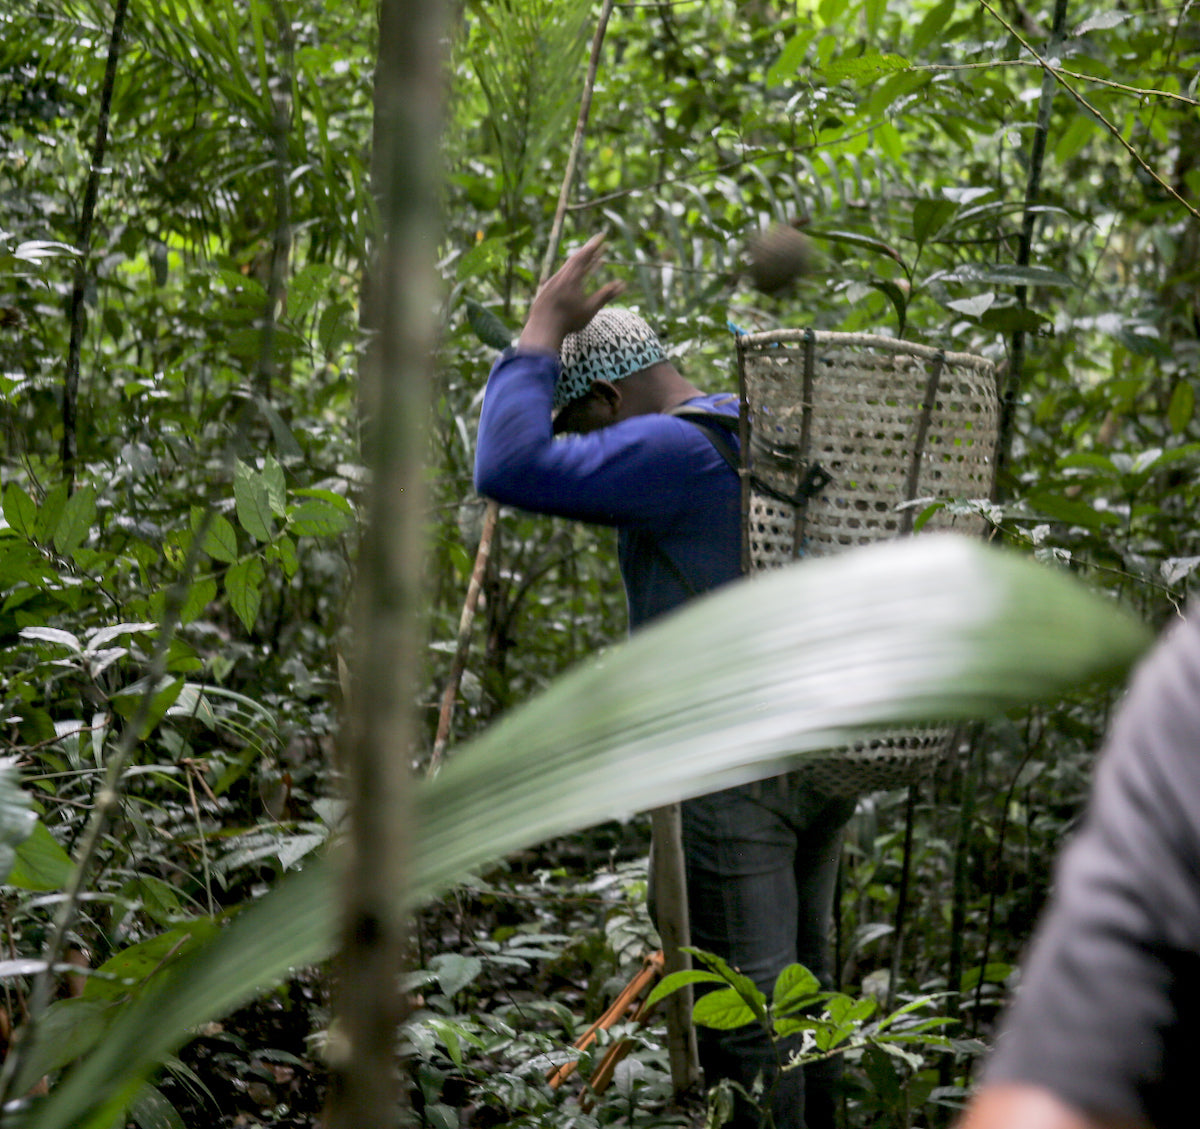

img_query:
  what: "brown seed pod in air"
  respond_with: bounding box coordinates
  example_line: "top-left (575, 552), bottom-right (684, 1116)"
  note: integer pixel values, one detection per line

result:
top-left (745, 223), bottom-right (812, 295)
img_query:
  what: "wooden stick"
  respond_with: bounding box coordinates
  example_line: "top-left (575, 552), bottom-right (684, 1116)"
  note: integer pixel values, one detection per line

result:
top-left (650, 803), bottom-right (702, 1094)
top-left (546, 949), bottom-right (664, 1090)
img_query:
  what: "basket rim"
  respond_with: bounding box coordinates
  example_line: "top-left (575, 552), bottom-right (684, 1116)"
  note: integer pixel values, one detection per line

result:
top-left (736, 328), bottom-right (995, 371)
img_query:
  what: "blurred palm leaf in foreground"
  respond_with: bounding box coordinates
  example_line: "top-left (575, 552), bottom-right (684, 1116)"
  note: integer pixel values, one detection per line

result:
top-left (27, 536), bottom-right (1151, 1129)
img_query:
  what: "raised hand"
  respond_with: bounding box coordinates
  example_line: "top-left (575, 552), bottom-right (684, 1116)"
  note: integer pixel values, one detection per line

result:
top-left (518, 234), bottom-right (625, 354)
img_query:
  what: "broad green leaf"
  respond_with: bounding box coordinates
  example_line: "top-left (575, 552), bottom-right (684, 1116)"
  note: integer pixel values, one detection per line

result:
top-left (257, 398), bottom-right (305, 462)
top-left (861, 68), bottom-right (931, 115)
top-left (267, 536), bottom-right (299, 580)
top-left (1074, 11), bottom-right (1128, 34)
top-left (429, 953), bottom-right (483, 998)
top-left (816, 51), bottom-right (909, 87)
top-left (455, 237), bottom-right (507, 281)
top-left (872, 119), bottom-right (905, 162)
top-left (644, 968), bottom-right (727, 1010)
top-left (127, 1085), bottom-right (185, 1129)
top-left (26, 538), bottom-right (1151, 1129)
top-left (687, 948), bottom-right (767, 1019)
top-left (87, 623), bottom-right (157, 651)
top-left (767, 27), bottom-right (818, 86)
top-left (980, 307), bottom-right (1051, 334)
top-left (912, 198), bottom-right (958, 249)
top-left (84, 921), bottom-right (221, 1001)
top-left (1056, 113), bottom-right (1097, 162)
top-left (276, 832), bottom-right (326, 870)
top-left (464, 298), bottom-right (513, 350)
top-left (11, 998), bottom-right (117, 1095)
top-left (123, 876), bottom-right (188, 927)
top-left (693, 987), bottom-right (758, 1030)
top-left (958, 961), bottom-right (1013, 992)
top-left (430, 1020), bottom-right (463, 1067)
top-left (826, 993), bottom-right (876, 1028)
top-left (806, 228), bottom-right (903, 263)
top-left (193, 511), bottom-right (238, 564)
top-left (0, 764), bottom-right (37, 882)
top-left (286, 262), bottom-right (335, 324)
top-left (941, 263), bottom-right (1075, 289)
top-left (112, 676), bottom-right (185, 740)
top-left (911, 0), bottom-right (956, 54)
top-left (4, 483), bottom-right (37, 539)
top-left (874, 994), bottom-right (945, 1034)
top-left (293, 488), bottom-right (354, 515)
top-left (53, 484), bottom-right (96, 557)
top-left (1025, 492), bottom-right (1123, 529)
top-left (36, 482), bottom-right (68, 544)
top-left (1059, 451), bottom-right (1117, 473)
top-left (1169, 381), bottom-right (1194, 435)
top-left (262, 456), bottom-right (287, 517)
top-left (7, 820), bottom-right (72, 891)
top-left (179, 576), bottom-right (218, 625)
top-left (946, 293), bottom-right (996, 318)
top-left (233, 462), bottom-right (274, 543)
top-left (870, 279), bottom-right (909, 331)
top-left (863, 0), bottom-right (885, 36)
top-left (772, 963), bottom-right (822, 1013)
top-left (775, 1014), bottom-right (822, 1039)
top-left (19, 626), bottom-right (82, 652)
top-left (226, 557), bottom-right (266, 632)
top-left (165, 683), bottom-right (219, 728)
top-left (288, 499), bottom-right (352, 537)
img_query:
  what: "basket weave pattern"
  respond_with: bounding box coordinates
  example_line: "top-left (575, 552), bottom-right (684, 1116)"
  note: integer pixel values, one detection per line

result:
top-left (737, 330), bottom-right (999, 793)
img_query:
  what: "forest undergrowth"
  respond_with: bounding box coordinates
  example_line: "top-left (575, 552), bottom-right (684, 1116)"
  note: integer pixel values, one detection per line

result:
top-left (2, 0), bottom-right (1196, 1125)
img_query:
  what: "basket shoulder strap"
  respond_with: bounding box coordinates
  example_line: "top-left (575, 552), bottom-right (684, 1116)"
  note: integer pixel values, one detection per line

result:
top-left (669, 404), bottom-right (832, 509)
top-left (665, 404), bottom-right (740, 474)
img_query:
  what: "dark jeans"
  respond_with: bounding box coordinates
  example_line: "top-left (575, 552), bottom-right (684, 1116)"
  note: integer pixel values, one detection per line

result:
top-left (679, 774), bottom-right (856, 1129)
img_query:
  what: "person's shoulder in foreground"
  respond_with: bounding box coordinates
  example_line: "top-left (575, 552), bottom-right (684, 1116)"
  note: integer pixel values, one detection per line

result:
top-left (957, 612), bottom-right (1200, 1129)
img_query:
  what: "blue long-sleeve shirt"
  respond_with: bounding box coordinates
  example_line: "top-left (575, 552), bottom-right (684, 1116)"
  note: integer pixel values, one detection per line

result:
top-left (474, 348), bottom-right (741, 628)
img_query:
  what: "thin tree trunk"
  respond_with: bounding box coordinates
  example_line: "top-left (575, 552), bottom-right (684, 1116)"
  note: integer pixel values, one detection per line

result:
top-left (62, 0), bottom-right (130, 492)
top-left (324, 0), bottom-right (449, 1124)
top-left (256, 0), bottom-right (295, 402)
top-left (994, 0), bottom-right (1069, 492)
top-left (885, 784), bottom-right (917, 1014)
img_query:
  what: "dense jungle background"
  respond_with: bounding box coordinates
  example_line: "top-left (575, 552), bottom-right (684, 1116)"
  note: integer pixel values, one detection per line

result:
top-left (0, 0), bottom-right (1197, 1125)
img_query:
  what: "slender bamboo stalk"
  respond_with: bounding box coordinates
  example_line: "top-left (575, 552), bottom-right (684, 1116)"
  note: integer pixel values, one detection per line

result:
top-left (256, 0), bottom-right (295, 402)
top-left (430, 0), bottom-right (617, 768)
top-left (62, 0), bottom-right (130, 493)
top-left (885, 784), bottom-right (918, 1015)
top-left (323, 0), bottom-right (449, 1123)
top-left (994, 0), bottom-right (1069, 492)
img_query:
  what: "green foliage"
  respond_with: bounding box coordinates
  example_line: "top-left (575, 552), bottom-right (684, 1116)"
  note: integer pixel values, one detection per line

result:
top-left (650, 948), bottom-right (965, 1123)
top-left (1, 0), bottom-right (1198, 1123)
top-left (20, 537), bottom-right (1148, 1128)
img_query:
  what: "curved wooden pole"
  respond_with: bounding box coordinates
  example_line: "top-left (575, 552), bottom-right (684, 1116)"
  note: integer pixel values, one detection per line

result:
top-left (430, 0), bottom-right (616, 769)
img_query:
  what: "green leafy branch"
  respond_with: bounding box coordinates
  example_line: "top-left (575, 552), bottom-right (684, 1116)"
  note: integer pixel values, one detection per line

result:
top-left (976, 0), bottom-right (1200, 223)
top-left (647, 950), bottom-right (956, 1074)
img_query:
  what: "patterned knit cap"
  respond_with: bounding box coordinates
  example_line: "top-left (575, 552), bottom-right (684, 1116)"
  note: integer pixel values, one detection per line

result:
top-left (554, 307), bottom-right (667, 410)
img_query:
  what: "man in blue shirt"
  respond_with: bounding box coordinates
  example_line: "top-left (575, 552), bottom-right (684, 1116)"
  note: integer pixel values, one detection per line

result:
top-left (475, 235), bottom-right (853, 1128)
